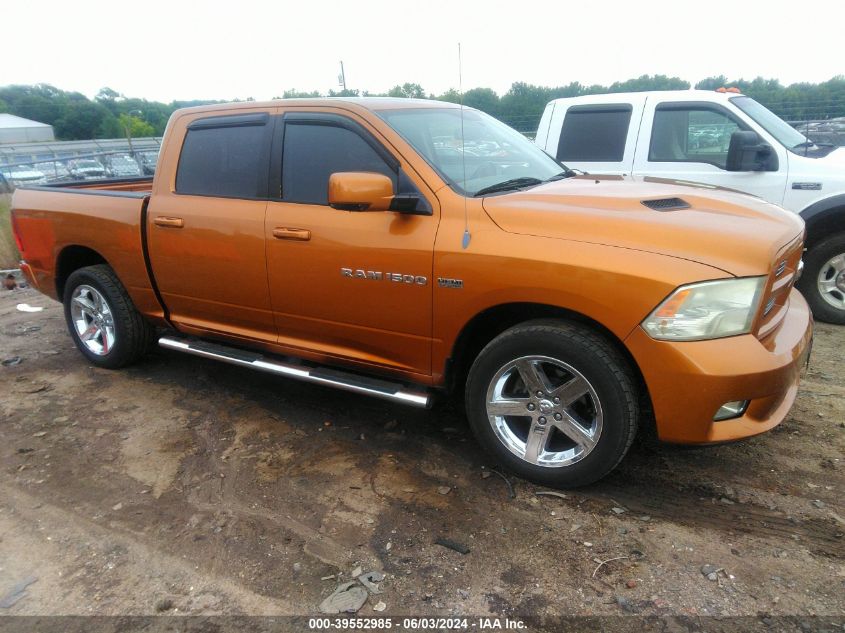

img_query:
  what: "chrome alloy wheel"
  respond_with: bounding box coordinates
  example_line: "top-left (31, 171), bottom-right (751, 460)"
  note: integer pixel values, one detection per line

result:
top-left (485, 355), bottom-right (603, 468)
top-left (817, 253), bottom-right (845, 310)
top-left (70, 285), bottom-right (116, 356)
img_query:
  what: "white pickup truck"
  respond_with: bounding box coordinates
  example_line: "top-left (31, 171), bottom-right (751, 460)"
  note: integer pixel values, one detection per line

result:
top-left (535, 90), bottom-right (845, 324)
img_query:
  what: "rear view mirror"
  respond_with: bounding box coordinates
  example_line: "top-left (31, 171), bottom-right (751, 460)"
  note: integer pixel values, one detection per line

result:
top-left (328, 172), bottom-right (394, 211)
top-left (727, 131), bottom-right (778, 172)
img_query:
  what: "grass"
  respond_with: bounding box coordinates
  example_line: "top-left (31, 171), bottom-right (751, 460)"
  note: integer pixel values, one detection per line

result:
top-left (0, 194), bottom-right (21, 269)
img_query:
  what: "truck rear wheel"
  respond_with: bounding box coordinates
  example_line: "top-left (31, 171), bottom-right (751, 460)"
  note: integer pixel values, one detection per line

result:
top-left (797, 234), bottom-right (845, 325)
top-left (465, 320), bottom-right (638, 488)
top-left (63, 264), bottom-right (154, 368)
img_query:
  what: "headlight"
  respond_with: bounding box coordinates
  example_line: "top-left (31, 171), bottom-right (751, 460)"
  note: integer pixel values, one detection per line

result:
top-left (642, 277), bottom-right (766, 341)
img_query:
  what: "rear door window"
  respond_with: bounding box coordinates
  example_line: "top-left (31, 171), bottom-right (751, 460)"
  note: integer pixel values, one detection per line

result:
top-left (557, 105), bottom-right (632, 162)
top-left (176, 114), bottom-right (270, 198)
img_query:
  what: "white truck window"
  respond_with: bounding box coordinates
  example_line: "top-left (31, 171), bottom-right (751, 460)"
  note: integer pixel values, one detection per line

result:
top-left (557, 105), bottom-right (632, 162)
top-left (649, 105), bottom-right (745, 170)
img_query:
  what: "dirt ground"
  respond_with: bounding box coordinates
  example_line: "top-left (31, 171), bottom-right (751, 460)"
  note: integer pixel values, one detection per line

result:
top-left (0, 194), bottom-right (19, 270)
top-left (1, 285), bottom-right (843, 625)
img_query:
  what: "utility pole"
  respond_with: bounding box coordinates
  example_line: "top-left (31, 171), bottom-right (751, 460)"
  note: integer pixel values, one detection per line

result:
top-left (123, 109), bottom-right (143, 162)
top-left (338, 61), bottom-right (347, 92)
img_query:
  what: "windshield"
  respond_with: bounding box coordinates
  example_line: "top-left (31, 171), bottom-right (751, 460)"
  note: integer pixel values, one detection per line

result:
top-left (378, 107), bottom-right (563, 195)
top-left (730, 96), bottom-right (808, 151)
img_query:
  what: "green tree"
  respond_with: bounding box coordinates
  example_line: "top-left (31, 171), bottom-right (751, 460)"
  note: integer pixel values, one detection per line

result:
top-left (282, 89), bottom-right (321, 98)
top-left (95, 87), bottom-right (121, 115)
top-left (434, 88), bottom-right (462, 104)
top-left (498, 82), bottom-right (554, 132)
top-left (695, 76), bottom-right (729, 90)
top-left (387, 83), bottom-right (425, 99)
top-left (607, 74), bottom-right (690, 92)
top-left (118, 113), bottom-right (155, 138)
top-left (463, 87), bottom-right (499, 115)
top-left (97, 116), bottom-right (123, 138)
top-left (55, 100), bottom-right (112, 139)
top-left (0, 84), bottom-right (64, 126)
top-left (327, 88), bottom-right (360, 97)
top-left (2, 74), bottom-right (845, 144)
top-left (116, 98), bottom-right (169, 135)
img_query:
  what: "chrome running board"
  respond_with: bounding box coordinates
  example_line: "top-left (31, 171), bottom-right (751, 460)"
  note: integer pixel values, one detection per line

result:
top-left (158, 336), bottom-right (432, 408)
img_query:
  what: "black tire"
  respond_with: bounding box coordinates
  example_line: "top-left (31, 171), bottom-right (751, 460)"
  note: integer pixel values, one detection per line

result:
top-left (465, 319), bottom-right (638, 488)
top-left (796, 233), bottom-right (845, 325)
top-left (63, 264), bottom-right (154, 369)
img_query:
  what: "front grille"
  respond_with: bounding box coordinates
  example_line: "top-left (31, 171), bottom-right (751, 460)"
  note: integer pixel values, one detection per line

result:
top-left (641, 197), bottom-right (691, 211)
top-left (763, 296), bottom-right (777, 316)
top-left (756, 236), bottom-right (804, 339)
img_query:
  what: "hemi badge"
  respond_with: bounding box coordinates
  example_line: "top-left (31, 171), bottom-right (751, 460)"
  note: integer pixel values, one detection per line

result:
top-left (437, 277), bottom-right (463, 289)
top-left (791, 182), bottom-right (822, 191)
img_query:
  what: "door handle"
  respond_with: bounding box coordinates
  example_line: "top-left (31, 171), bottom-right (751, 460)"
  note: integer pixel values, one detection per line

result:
top-left (272, 227), bottom-right (311, 241)
top-left (153, 216), bottom-right (184, 228)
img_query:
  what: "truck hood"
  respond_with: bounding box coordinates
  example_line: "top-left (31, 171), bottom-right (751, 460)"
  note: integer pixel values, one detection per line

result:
top-left (820, 146), bottom-right (845, 165)
top-left (481, 175), bottom-right (804, 277)
top-left (789, 145), bottom-right (845, 172)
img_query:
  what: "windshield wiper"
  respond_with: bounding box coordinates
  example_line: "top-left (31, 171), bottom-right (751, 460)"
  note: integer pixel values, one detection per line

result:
top-left (473, 177), bottom-right (543, 197)
top-left (545, 169), bottom-right (579, 182)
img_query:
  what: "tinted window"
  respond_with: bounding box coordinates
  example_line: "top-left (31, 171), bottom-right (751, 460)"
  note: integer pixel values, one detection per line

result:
top-left (649, 105), bottom-right (744, 169)
top-left (557, 106), bottom-right (632, 162)
top-left (176, 123), bottom-right (266, 197)
top-left (282, 123), bottom-right (396, 205)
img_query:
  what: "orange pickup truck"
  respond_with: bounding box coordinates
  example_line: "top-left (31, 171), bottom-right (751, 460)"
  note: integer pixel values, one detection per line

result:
top-left (10, 98), bottom-right (813, 486)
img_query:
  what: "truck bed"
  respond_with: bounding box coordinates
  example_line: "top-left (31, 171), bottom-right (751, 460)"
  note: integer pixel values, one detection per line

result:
top-left (30, 176), bottom-right (154, 196)
top-left (11, 178), bottom-right (161, 319)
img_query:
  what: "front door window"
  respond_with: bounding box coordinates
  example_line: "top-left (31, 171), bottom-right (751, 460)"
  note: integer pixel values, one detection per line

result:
top-left (649, 106), bottom-right (744, 170)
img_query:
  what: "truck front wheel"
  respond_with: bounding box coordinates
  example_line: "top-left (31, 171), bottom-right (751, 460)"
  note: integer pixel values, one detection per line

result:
top-left (465, 320), bottom-right (639, 488)
top-left (797, 234), bottom-right (845, 325)
top-left (63, 264), bottom-right (154, 368)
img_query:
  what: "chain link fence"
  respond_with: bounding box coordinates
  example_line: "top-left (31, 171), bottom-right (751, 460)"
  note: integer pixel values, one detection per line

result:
top-left (788, 118), bottom-right (845, 147)
top-left (0, 137), bottom-right (161, 190)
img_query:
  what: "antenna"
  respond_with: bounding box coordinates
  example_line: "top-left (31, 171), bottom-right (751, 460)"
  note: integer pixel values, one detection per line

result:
top-left (338, 61), bottom-right (347, 91)
top-left (458, 43), bottom-right (471, 250)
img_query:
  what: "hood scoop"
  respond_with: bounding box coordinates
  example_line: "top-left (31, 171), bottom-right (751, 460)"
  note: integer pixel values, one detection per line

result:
top-left (641, 197), bottom-right (691, 211)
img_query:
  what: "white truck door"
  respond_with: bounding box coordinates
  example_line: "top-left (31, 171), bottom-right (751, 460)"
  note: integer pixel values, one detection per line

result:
top-left (543, 95), bottom-right (645, 175)
top-left (632, 98), bottom-right (788, 204)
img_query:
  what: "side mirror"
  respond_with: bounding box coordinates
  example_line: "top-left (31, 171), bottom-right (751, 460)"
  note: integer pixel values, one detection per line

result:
top-left (328, 172), bottom-right (394, 211)
top-left (726, 131), bottom-right (778, 172)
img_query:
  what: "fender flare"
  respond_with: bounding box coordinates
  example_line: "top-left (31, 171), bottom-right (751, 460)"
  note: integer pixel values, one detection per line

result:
top-left (800, 194), bottom-right (845, 248)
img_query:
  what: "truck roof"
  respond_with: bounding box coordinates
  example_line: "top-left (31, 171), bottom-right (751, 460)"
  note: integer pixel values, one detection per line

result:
top-left (545, 89), bottom-right (745, 107)
top-left (172, 97), bottom-right (463, 118)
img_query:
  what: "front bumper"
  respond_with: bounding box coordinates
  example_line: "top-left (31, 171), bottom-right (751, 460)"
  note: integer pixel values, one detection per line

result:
top-left (625, 288), bottom-right (813, 444)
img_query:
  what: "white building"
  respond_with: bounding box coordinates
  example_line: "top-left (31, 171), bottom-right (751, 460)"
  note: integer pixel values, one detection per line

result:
top-left (0, 114), bottom-right (55, 144)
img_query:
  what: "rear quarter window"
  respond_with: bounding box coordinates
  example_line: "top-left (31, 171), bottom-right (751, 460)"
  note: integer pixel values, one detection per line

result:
top-left (176, 116), bottom-right (268, 198)
top-left (557, 105), bottom-right (632, 162)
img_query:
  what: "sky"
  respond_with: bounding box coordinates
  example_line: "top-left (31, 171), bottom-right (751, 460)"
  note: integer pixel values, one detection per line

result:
top-left (5, 0), bottom-right (844, 102)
